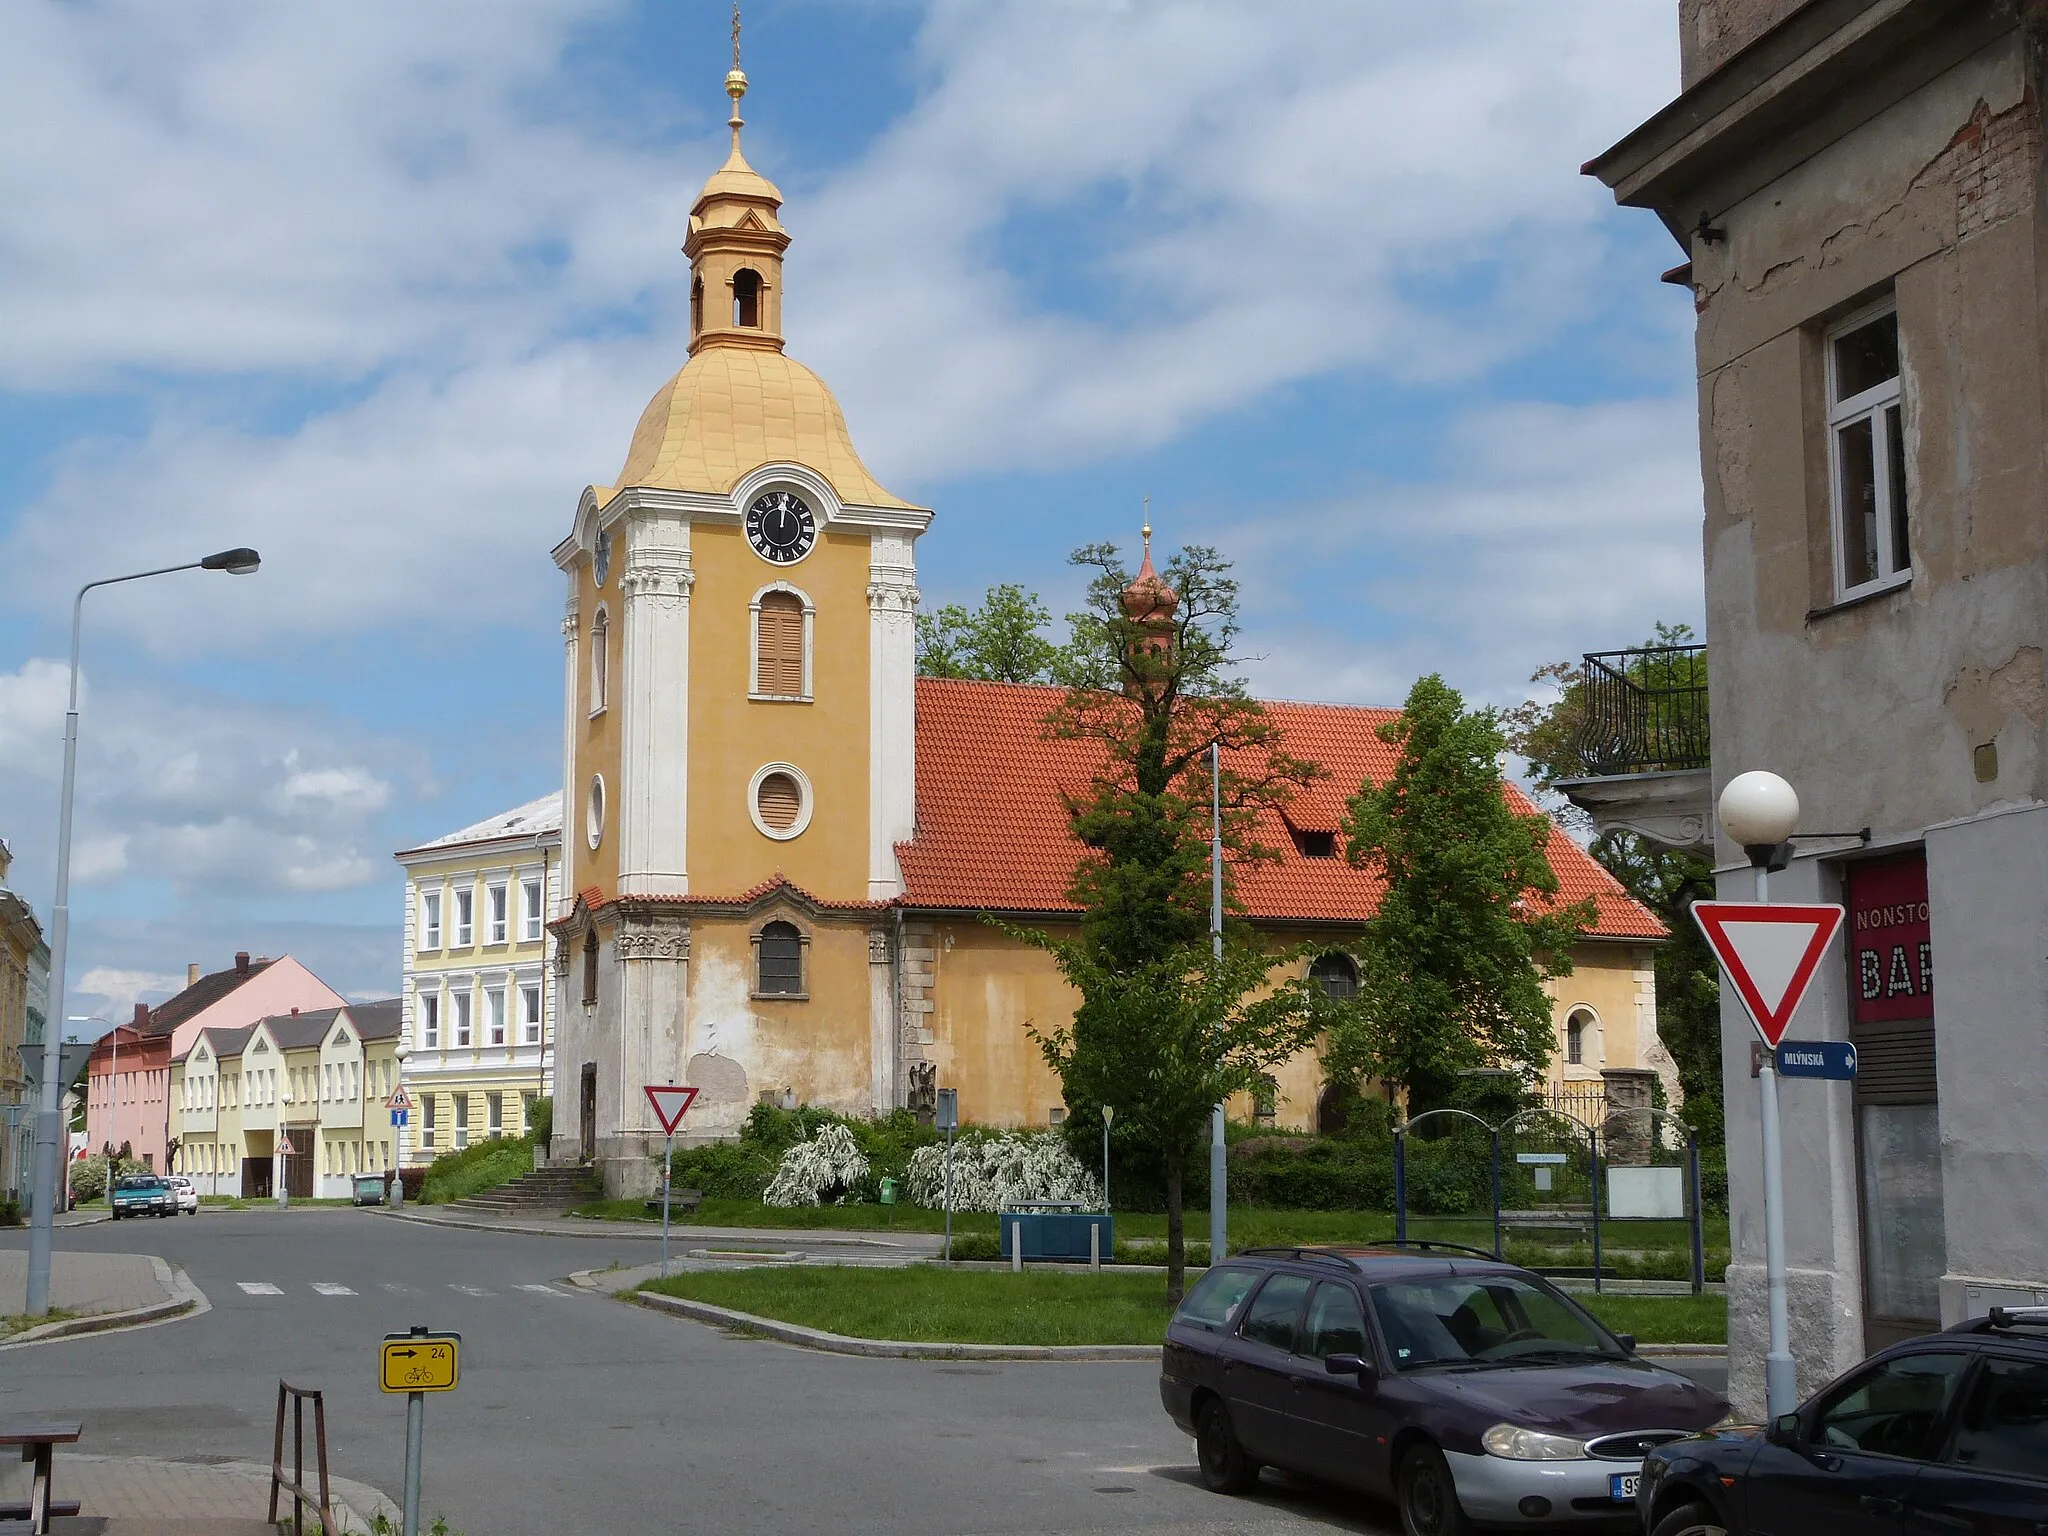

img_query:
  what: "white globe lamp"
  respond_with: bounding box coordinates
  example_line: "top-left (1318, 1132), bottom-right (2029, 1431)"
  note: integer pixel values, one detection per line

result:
top-left (1718, 770), bottom-right (1800, 849)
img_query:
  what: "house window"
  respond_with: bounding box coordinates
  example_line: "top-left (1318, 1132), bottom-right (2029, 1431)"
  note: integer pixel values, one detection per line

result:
top-left (753, 590), bottom-right (807, 698)
top-left (419, 991), bottom-right (440, 1050)
top-left (1310, 953), bottom-right (1359, 1001)
top-left (486, 987), bottom-right (506, 1047)
top-left (733, 267), bottom-right (762, 327)
top-left (420, 889), bottom-right (442, 951)
top-left (755, 921), bottom-right (806, 997)
top-left (487, 883), bottom-right (509, 944)
top-left (1566, 1007), bottom-right (1597, 1067)
top-left (589, 608), bottom-right (609, 713)
top-left (422, 1093), bottom-right (437, 1150)
top-left (1828, 303), bottom-right (1910, 599)
top-left (453, 989), bottom-right (473, 1048)
top-left (1290, 828), bottom-right (1337, 858)
top-left (521, 876), bottom-right (545, 941)
top-left (488, 1092), bottom-right (503, 1138)
top-left (582, 930), bottom-right (600, 1006)
top-left (520, 983), bottom-right (543, 1045)
top-left (454, 1094), bottom-right (469, 1149)
top-left (454, 887), bottom-right (474, 947)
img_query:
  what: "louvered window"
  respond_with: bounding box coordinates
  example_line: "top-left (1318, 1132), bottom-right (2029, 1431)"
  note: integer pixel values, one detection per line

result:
top-left (755, 592), bottom-right (805, 697)
top-left (756, 772), bottom-right (802, 831)
top-left (757, 921), bottom-right (805, 996)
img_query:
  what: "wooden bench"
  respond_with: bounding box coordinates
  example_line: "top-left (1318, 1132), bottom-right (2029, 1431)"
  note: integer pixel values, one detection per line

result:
top-left (643, 1187), bottom-right (703, 1217)
top-left (0, 1418), bottom-right (82, 1532)
top-left (1498, 1209), bottom-right (1594, 1241)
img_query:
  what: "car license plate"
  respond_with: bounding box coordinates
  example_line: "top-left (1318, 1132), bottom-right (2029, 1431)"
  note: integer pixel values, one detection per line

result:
top-left (1610, 1473), bottom-right (1639, 1502)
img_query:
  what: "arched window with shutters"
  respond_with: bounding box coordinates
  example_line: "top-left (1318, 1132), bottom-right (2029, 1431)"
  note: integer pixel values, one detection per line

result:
top-left (753, 919), bottom-right (807, 998)
top-left (750, 583), bottom-right (813, 700)
top-left (1565, 1006), bottom-right (1597, 1067)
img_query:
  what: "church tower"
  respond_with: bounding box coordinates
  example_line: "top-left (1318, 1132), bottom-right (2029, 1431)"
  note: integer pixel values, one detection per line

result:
top-left (549, 39), bottom-right (928, 1191)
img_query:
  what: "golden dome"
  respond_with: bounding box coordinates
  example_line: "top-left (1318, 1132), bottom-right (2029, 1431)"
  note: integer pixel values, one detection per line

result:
top-left (696, 141), bottom-right (782, 209)
top-left (615, 346), bottom-right (918, 510)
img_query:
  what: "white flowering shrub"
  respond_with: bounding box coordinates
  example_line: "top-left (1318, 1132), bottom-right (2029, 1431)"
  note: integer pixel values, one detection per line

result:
top-left (904, 1131), bottom-right (1101, 1212)
top-left (761, 1122), bottom-right (871, 1206)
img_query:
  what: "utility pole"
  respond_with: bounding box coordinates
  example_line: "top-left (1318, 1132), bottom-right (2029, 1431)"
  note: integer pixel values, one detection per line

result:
top-left (1209, 741), bottom-right (1226, 1269)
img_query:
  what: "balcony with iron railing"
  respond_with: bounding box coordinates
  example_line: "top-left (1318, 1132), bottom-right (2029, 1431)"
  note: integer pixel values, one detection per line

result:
top-left (1558, 644), bottom-right (1713, 849)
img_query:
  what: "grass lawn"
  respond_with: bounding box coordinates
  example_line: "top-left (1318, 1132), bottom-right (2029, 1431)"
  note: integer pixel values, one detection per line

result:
top-left (0, 1307), bottom-right (77, 1339)
top-left (1575, 1292), bottom-right (1727, 1345)
top-left (638, 1267), bottom-right (1726, 1347)
top-left (641, 1266), bottom-right (1173, 1345)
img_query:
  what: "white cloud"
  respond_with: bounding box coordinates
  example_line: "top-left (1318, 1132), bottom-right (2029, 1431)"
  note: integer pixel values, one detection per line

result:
top-left (0, 658), bottom-right (419, 900)
top-left (1, 1), bottom-right (1684, 650)
top-left (73, 967), bottom-right (186, 1018)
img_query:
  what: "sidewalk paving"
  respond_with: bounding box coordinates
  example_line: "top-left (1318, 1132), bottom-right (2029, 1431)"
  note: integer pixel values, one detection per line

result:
top-left (0, 1252), bottom-right (169, 1319)
top-left (0, 1453), bottom-right (394, 1535)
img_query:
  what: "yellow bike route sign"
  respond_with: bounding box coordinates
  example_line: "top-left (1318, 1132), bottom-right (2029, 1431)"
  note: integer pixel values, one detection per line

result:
top-left (380, 1331), bottom-right (460, 1393)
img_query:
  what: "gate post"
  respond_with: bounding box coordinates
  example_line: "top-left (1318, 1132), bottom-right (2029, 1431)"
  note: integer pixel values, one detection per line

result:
top-left (1589, 1128), bottom-right (1603, 1295)
top-left (1490, 1129), bottom-right (1502, 1260)
top-left (1687, 1130), bottom-right (1706, 1297)
top-left (1393, 1128), bottom-right (1407, 1245)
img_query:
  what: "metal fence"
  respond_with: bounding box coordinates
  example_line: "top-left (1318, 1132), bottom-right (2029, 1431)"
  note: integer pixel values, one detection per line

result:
top-left (1570, 644), bottom-right (1709, 777)
top-left (1543, 1085), bottom-right (1609, 1130)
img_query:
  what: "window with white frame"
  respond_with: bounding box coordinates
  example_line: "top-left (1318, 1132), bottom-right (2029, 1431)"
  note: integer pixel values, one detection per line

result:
top-left (486, 986), bottom-right (507, 1047)
top-left (520, 983), bottom-right (543, 1045)
top-left (1828, 302), bottom-right (1910, 599)
top-left (488, 1091), bottom-right (503, 1138)
top-left (419, 888), bottom-right (442, 951)
top-left (453, 989), bottom-right (473, 1048)
top-left (487, 882), bottom-right (509, 944)
top-left (419, 990), bottom-right (441, 1050)
top-left (422, 1094), bottom-right (436, 1149)
top-left (521, 875), bottom-right (545, 941)
top-left (454, 886), bottom-right (474, 947)
top-left (454, 1093), bottom-right (469, 1149)
top-left (590, 608), bottom-right (610, 714)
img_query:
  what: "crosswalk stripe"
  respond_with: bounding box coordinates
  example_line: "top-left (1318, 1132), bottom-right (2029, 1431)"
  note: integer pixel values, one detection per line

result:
top-left (516, 1283), bottom-right (566, 1296)
top-left (382, 1283), bottom-right (413, 1294)
top-left (311, 1283), bottom-right (356, 1297)
top-left (450, 1284), bottom-right (494, 1297)
top-left (238, 1282), bottom-right (282, 1295)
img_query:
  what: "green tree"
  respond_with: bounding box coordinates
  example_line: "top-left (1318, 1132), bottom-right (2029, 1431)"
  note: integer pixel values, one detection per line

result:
top-left (1503, 627), bottom-right (1723, 1143)
top-left (1332, 674), bottom-right (1595, 1112)
top-left (915, 583), bottom-right (1063, 683)
top-left (1024, 540), bottom-right (1323, 1301)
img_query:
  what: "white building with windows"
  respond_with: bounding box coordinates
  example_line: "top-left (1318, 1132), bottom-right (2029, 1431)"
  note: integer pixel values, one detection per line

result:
top-left (394, 793), bottom-right (561, 1164)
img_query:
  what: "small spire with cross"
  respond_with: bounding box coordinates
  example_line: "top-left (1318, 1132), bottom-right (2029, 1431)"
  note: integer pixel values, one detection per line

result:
top-left (725, 2), bottom-right (749, 145)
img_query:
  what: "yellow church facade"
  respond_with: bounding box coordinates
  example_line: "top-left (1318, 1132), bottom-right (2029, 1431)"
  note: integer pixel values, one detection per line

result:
top-left (546, 63), bottom-right (1670, 1196)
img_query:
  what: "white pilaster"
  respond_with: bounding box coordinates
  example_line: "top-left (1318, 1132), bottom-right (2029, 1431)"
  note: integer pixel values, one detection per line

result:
top-left (867, 532), bottom-right (919, 900)
top-left (558, 580), bottom-right (580, 913)
top-left (617, 512), bottom-right (694, 897)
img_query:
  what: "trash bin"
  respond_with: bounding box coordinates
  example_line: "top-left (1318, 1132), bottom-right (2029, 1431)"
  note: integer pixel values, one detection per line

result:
top-left (879, 1177), bottom-right (897, 1205)
top-left (352, 1173), bottom-right (386, 1207)
top-left (999, 1203), bottom-right (1112, 1261)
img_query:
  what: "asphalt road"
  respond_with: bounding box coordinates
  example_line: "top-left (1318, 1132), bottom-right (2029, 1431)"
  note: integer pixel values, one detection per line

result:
top-left (1, 1212), bottom-right (1725, 1536)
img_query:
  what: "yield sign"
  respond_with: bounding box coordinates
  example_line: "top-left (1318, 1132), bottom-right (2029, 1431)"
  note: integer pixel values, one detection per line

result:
top-left (386, 1086), bottom-right (412, 1111)
top-left (644, 1084), bottom-right (699, 1135)
top-left (1693, 901), bottom-right (1845, 1048)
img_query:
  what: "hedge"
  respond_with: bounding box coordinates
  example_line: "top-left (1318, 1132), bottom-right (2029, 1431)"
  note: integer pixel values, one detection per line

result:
top-left (417, 1137), bottom-right (533, 1204)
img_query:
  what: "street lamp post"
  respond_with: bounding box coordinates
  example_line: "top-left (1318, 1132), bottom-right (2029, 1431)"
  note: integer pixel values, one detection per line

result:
top-left (23, 548), bottom-right (260, 1318)
top-left (1209, 741), bottom-right (1226, 1269)
top-left (1718, 769), bottom-right (1802, 1420)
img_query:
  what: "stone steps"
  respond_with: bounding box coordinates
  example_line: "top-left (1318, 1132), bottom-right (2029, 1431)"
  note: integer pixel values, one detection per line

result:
top-left (446, 1164), bottom-right (601, 1215)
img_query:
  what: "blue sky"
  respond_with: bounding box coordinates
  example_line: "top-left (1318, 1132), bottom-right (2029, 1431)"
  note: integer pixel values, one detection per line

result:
top-left (0, 0), bottom-right (1702, 1019)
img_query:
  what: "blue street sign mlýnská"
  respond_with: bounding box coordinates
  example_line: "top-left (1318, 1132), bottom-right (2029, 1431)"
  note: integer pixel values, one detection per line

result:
top-left (1775, 1039), bottom-right (1857, 1080)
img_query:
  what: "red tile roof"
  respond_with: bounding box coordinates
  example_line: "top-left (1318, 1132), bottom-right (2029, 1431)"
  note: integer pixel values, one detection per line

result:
top-left (899, 677), bottom-right (1663, 941)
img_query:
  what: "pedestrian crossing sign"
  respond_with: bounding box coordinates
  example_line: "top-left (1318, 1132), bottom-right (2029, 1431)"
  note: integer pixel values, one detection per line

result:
top-left (386, 1086), bottom-right (413, 1111)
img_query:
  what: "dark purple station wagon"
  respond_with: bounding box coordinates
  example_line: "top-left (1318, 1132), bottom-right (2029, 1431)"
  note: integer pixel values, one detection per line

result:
top-left (1160, 1245), bottom-right (1729, 1534)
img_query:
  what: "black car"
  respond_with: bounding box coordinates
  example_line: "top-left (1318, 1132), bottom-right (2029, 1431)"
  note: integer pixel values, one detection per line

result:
top-left (1159, 1244), bottom-right (1729, 1535)
top-left (1636, 1304), bottom-right (2048, 1536)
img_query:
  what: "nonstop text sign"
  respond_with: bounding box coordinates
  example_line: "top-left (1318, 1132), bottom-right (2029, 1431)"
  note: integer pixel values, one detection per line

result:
top-left (1845, 853), bottom-right (1932, 1025)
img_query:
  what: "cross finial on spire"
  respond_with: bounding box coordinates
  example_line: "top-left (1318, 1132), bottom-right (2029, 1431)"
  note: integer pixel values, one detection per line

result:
top-left (724, 2), bottom-right (749, 149)
top-left (1142, 494), bottom-right (1152, 552)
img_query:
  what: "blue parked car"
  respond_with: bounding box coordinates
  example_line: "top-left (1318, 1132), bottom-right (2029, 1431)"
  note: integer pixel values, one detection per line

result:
top-left (1635, 1305), bottom-right (2048, 1535)
top-left (1159, 1243), bottom-right (1728, 1535)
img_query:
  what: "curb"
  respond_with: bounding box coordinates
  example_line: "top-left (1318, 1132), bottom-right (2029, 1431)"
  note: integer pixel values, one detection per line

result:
top-left (379, 1207), bottom-right (667, 1240)
top-left (383, 1206), bottom-right (936, 1252)
top-left (1, 1258), bottom-right (209, 1350)
top-left (625, 1287), bottom-right (1160, 1361)
top-left (1637, 1344), bottom-right (1726, 1358)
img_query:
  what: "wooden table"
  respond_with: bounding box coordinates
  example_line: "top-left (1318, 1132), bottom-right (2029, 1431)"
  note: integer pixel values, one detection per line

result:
top-left (0, 1419), bottom-right (82, 1533)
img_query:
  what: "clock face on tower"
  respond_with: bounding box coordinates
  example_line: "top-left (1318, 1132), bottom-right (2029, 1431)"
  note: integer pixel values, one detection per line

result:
top-left (745, 490), bottom-right (817, 564)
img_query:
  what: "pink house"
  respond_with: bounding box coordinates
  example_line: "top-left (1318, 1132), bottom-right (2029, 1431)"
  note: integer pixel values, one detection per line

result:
top-left (83, 952), bottom-right (344, 1168)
